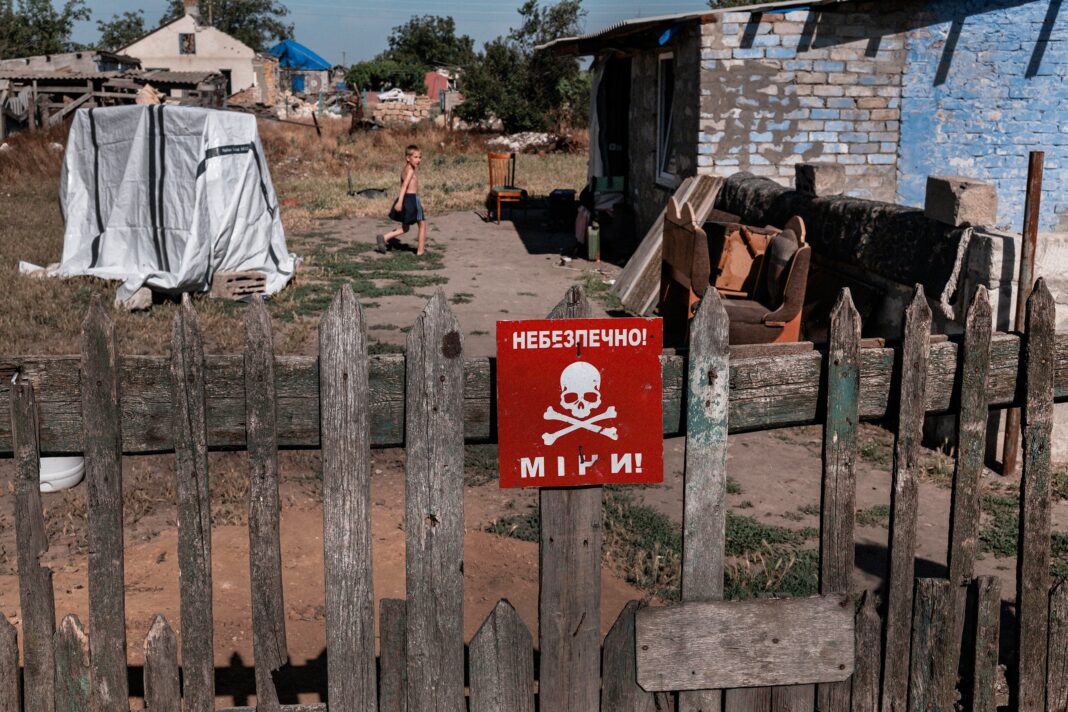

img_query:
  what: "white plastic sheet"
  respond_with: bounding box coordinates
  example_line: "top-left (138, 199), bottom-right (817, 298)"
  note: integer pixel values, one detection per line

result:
top-left (58, 105), bottom-right (295, 301)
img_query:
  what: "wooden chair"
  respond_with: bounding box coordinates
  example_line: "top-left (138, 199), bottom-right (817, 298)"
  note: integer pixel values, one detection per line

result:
top-left (488, 152), bottom-right (526, 224)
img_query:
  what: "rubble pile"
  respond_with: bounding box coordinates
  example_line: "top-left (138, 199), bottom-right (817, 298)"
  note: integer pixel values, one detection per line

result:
top-left (372, 95), bottom-right (434, 126)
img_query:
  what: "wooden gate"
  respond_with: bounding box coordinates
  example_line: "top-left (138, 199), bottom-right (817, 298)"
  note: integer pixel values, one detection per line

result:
top-left (0, 278), bottom-right (1064, 711)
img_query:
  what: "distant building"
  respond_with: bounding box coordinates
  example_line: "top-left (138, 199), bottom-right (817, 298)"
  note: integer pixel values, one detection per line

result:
top-left (119, 0), bottom-right (256, 95)
top-left (0, 50), bottom-right (140, 74)
top-left (266, 39), bottom-right (332, 94)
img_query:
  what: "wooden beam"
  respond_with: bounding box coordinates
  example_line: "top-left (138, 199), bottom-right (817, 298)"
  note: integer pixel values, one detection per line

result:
top-left (0, 330), bottom-right (1063, 455)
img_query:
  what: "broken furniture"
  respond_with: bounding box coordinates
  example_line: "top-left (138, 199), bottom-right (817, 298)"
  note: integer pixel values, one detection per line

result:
top-left (487, 152), bottom-right (527, 225)
top-left (721, 217), bottom-right (811, 344)
top-left (659, 197), bottom-right (712, 346)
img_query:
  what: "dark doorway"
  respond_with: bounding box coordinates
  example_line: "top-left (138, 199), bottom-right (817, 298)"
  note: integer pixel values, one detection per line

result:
top-left (597, 57), bottom-right (630, 179)
top-left (221, 68), bottom-right (233, 96)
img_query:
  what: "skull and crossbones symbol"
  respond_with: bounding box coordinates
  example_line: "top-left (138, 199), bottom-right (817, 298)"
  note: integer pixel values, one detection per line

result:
top-left (542, 361), bottom-right (618, 445)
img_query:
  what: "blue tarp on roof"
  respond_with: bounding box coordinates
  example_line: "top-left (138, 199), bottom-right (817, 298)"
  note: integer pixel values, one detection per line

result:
top-left (267, 39), bottom-right (332, 71)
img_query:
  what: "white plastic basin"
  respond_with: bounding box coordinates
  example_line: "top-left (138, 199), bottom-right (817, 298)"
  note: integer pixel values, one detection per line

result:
top-left (39, 456), bottom-right (85, 493)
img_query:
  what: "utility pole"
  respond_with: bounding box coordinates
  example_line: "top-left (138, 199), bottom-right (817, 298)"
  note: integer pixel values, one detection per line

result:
top-left (208, 0), bottom-right (214, 25)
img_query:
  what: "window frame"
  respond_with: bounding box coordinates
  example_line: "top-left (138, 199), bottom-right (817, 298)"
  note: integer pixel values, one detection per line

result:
top-left (179, 33), bottom-right (196, 55)
top-left (656, 51), bottom-right (679, 189)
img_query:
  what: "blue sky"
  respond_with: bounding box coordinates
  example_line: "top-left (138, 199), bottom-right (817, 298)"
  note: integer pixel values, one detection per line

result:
top-left (72, 0), bottom-right (709, 64)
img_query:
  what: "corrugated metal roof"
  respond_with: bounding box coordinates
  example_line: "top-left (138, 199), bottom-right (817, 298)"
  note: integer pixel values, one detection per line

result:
top-left (0, 69), bottom-right (120, 81)
top-left (536, 0), bottom-right (853, 53)
top-left (136, 70), bottom-right (221, 85)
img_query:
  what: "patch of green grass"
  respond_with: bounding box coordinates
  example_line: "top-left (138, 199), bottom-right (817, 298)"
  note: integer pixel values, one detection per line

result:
top-left (726, 477), bottom-right (743, 495)
top-left (451, 292), bottom-right (474, 305)
top-left (856, 504), bottom-right (891, 528)
top-left (981, 492), bottom-right (1068, 579)
top-left (859, 437), bottom-right (893, 467)
top-left (464, 444), bottom-right (499, 486)
top-left (368, 342), bottom-right (405, 355)
top-left (797, 503), bottom-right (821, 516)
top-left (517, 291), bottom-right (537, 297)
top-left (485, 509), bottom-right (540, 543)
top-left (1054, 469), bottom-right (1068, 500)
top-left (370, 323), bottom-right (401, 331)
top-left (470, 329), bottom-right (489, 336)
top-left (726, 548), bottom-right (819, 600)
top-left (737, 500), bottom-right (754, 510)
top-left (781, 510), bottom-right (805, 522)
top-left (579, 271), bottom-right (625, 311)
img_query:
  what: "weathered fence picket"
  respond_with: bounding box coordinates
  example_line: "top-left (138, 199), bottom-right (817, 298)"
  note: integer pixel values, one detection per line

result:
top-left (0, 615), bottom-right (18, 712)
top-left (539, 286), bottom-right (603, 712)
top-left (81, 297), bottom-right (129, 712)
top-left (404, 291), bottom-right (465, 712)
top-left (11, 379), bottom-right (55, 712)
top-left (319, 285), bottom-right (376, 712)
top-left (52, 614), bottom-right (90, 712)
top-left (245, 295), bottom-right (288, 711)
top-left (468, 599), bottom-right (535, 712)
top-left (2, 280), bottom-right (1066, 711)
top-left (818, 289), bottom-right (861, 712)
top-left (947, 286), bottom-right (992, 687)
top-left (143, 615), bottom-right (180, 712)
top-left (170, 296), bottom-right (215, 712)
top-left (378, 599), bottom-right (407, 712)
top-left (881, 288), bottom-right (931, 712)
top-left (680, 291), bottom-right (729, 712)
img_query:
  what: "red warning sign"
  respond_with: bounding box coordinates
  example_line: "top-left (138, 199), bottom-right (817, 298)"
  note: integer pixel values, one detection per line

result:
top-left (496, 318), bottom-right (664, 488)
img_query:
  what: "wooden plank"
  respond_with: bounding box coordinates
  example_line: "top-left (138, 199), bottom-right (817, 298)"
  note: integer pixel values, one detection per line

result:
top-left (725, 688), bottom-right (771, 712)
top-left (680, 290), bottom-right (730, 712)
top-left (404, 291), bottom-right (465, 712)
top-left (245, 296), bottom-right (288, 711)
top-left (81, 297), bottom-right (129, 712)
top-left (908, 579), bottom-right (953, 712)
top-left (635, 595), bottom-right (854, 691)
top-left (468, 599), bottom-right (535, 712)
top-left (143, 615), bottom-right (180, 712)
top-left (850, 591), bottom-right (880, 712)
top-left (1048, 581), bottom-right (1068, 712)
top-left (6, 330), bottom-right (1068, 454)
top-left (379, 599), bottom-right (407, 712)
top-left (0, 614), bottom-right (18, 712)
top-left (971, 576), bottom-right (1000, 712)
top-left (881, 287), bottom-right (931, 712)
top-left (770, 686), bottom-right (812, 712)
top-left (171, 296), bottom-right (214, 712)
top-left (11, 378), bottom-right (56, 712)
top-left (53, 614), bottom-right (90, 712)
top-left (818, 289), bottom-right (864, 712)
top-left (601, 601), bottom-right (657, 712)
top-left (947, 286), bottom-right (992, 686)
top-left (1017, 279), bottom-right (1055, 712)
top-left (539, 285), bottom-right (602, 712)
top-left (319, 286), bottom-right (376, 712)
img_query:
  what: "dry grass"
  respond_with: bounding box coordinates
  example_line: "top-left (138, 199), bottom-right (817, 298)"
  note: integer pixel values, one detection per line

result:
top-left (0, 118), bottom-right (587, 355)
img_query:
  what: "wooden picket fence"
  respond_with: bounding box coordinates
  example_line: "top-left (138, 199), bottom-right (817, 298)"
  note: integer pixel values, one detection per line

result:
top-left (0, 279), bottom-right (1066, 712)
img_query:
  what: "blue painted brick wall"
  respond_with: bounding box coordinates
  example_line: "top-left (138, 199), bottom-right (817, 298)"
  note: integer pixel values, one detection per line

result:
top-left (898, 0), bottom-right (1068, 230)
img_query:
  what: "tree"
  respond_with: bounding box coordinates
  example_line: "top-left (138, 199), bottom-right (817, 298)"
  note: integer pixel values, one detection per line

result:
top-left (97, 10), bottom-right (146, 51)
top-left (384, 15), bottom-right (474, 69)
top-left (0, 0), bottom-right (90, 59)
top-left (457, 0), bottom-right (587, 132)
top-left (345, 57), bottom-right (424, 93)
top-left (161, 0), bottom-right (293, 52)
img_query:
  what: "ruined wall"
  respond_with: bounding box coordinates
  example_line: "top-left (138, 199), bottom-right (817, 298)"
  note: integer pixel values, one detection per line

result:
top-left (898, 0), bottom-right (1068, 231)
top-left (699, 5), bottom-right (909, 201)
top-left (626, 25), bottom-right (702, 241)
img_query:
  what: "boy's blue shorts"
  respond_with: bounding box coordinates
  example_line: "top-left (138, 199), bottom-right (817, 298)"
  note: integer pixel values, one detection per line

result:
top-left (389, 194), bottom-right (425, 226)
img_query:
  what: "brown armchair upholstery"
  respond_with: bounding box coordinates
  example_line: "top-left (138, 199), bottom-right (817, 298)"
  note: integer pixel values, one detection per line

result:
top-left (658, 198), bottom-right (711, 347)
top-left (722, 225), bottom-right (810, 344)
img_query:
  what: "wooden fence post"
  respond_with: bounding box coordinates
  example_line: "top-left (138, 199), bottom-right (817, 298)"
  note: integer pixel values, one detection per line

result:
top-left (53, 614), bottom-right (90, 712)
top-left (81, 297), bottom-right (129, 711)
top-left (171, 296), bottom-right (214, 712)
top-left (143, 614), bottom-right (180, 712)
top-left (601, 601), bottom-right (662, 712)
top-left (245, 295), bottom-right (288, 711)
top-left (469, 599), bottom-right (535, 712)
top-left (680, 290), bottom-right (729, 712)
top-left (11, 378), bottom-right (56, 712)
top-left (1017, 278), bottom-right (1055, 712)
top-left (1047, 581), bottom-right (1068, 712)
top-left (908, 579), bottom-right (953, 712)
top-left (0, 614), bottom-right (19, 712)
top-left (947, 286), bottom-right (992, 686)
top-left (818, 289), bottom-right (864, 712)
top-left (379, 599), bottom-right (407, 712)
top-left (881, 287), bottom-right (931, 712)
top-left (850, 590), bottom-right (880, 712)
top-left (971, 576), bottom-right (1001, 712)
top-left (539, 285), bottom-right (602, 712)
top-left (405, 291), bottom-right (465, 712)
top-left (320, 286), bottom-right (376, 712)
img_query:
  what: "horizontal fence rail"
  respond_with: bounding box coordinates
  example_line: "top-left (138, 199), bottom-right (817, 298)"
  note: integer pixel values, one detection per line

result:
top-left (0, 331), bottom-right (1065, 455)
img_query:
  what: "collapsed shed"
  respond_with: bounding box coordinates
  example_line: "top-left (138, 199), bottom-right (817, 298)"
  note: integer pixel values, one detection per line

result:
top-left (57, 104), bottom-right (296, 302)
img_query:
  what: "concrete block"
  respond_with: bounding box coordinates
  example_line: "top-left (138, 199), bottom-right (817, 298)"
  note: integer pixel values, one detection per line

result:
top-left (795, 162), bottom-right (847, 196)
top-left (924, 176), bottom-right (999, 227)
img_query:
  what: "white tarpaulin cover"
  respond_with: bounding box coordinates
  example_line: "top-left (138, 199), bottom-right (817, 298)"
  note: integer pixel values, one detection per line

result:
top-left (58, 105), bottom-right (295, 300)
